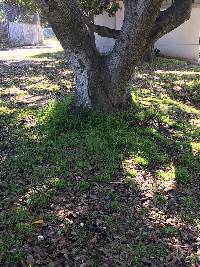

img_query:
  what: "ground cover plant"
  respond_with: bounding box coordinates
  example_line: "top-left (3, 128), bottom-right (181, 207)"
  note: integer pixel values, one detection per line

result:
top-left (0, 51), bottom-right (200, 266)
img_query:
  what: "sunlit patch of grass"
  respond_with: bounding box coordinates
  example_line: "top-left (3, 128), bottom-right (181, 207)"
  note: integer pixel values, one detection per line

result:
top-left (127, 168), bottom-right (137, 178)
top-left (27, 79), bottom-right (60, 93)
top-left (0, 100), bottom-right (16, 115)
top-left (134, 156), bottom-right (148, 168)
top-left (0, 105), bottom-right (14, 115)
top-left (191, 142), bottom-right (200, 155)
top-left (156, 165), bottom-right (176, 181)
top-left (184, 79), bottom-right (200, 102)
top-left (194, 219), bottom-right (200, 230)
top-left (32, 51), bottom-right (64, 60)
top-left (142, 57), bottom-right (187, 69)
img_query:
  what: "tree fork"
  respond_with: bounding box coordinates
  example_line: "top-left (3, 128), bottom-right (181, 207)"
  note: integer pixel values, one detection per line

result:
top-left (35, 0), bottom-right (193, 111)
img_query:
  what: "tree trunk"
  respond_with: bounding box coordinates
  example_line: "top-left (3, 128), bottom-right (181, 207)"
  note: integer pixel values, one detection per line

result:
top-left (35, 0), bottom-right (192, 112)
top-left (70, 51), bottom-right (132, 111)
top-left (142, 44), bottom-right (154, 63)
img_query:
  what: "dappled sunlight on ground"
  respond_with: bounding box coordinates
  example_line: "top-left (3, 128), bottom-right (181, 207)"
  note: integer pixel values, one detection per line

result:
top-left (0, 54), bottom-right (200, 266)
top-left (0, 40), bottom-right (62, 61)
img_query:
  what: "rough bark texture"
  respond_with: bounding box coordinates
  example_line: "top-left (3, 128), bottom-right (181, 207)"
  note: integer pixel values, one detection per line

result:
top-left (35, 0), bottom-right (193, 111)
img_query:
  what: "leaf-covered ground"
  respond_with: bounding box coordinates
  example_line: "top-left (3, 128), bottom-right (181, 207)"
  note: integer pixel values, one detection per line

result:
top-left (0, 51), bottom-right (200, 267)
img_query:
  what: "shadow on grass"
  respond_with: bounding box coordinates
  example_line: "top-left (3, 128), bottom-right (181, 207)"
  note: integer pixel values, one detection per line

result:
top-left (31, 51), bottom-right (64, 60)
top-left (0, 56), bottom-right (200, 266)
top-left (0, 56), bottom-right (72, 108)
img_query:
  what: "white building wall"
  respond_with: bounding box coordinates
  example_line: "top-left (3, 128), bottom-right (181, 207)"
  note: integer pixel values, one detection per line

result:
top-left (94, 2), bottom-right (124, 53)
top-left (94, 3), bottom-right (200, 61)
top-left (94, 13), bottom-right (116, 53)
top-left (155, 7), bottom-right (200, 61)
top-left (116, 3), bottom-right (124, 30)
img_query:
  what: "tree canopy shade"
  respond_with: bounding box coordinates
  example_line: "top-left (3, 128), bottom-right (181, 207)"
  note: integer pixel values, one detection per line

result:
top-left (13, 0), bottom-right (194, 110)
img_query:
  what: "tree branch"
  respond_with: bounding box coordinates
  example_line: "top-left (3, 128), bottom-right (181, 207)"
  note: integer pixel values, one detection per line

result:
top-left (149, 0), bottom-right (193, 42)
top-left (35, 0), bottom-right (97, 58)
top-left (86, 20), bottom-right (120, 39)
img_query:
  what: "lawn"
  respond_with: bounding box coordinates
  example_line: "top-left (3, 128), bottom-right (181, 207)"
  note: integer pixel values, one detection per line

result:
top-left (0, 52), bottom-right (200, 266)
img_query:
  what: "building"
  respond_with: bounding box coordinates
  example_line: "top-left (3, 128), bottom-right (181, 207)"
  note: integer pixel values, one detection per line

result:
top-left (94, 0), bottom-right (200, 61)
top-left (0, 4), bottom-right (43, 48)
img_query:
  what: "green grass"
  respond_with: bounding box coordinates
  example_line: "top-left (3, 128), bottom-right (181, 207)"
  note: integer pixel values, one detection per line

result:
top-left (75, 181), bottom-right (90, 192)
top-left (130, 243), bottom-right (168, 266)
top-left (154, 194), bottom-right (167, 206)
top-left (1, 53), bottom-right (200, 266)
top-left (0, 236), bottom-right (25, 264)
top-left (183, 195), bottom-right (198, 210)
top-left (160, 225), bottom-right (179, 237)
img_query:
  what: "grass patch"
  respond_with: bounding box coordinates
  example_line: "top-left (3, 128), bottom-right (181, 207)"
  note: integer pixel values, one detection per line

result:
top-left (75, 181), bottom-right (90, 192)
top-left (160, 225), bottom-right (179, 237)
top-left (183, 195), bottom-right (198, 210)
top-left (130, 243), bottom-right (168, 266)
top-left (175, 167), bottom-right (191, 184)
top-left (0, 236), bottom-right (25, 264)
top-left (154, 194), bottom-right (167, 206)
top-left (1, 54), bottom-right (200, 266)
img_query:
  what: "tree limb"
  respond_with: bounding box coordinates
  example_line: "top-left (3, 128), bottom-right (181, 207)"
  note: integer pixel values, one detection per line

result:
top-left (149, 0), bottom-right (193, 42)
top-left (86, 20), bottom-right (120, 39)
top-left (35, 0), bottom-right (97, 58)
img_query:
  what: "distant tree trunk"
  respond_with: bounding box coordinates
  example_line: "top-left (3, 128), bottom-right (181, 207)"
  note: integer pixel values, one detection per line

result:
top-left (33, 13), bottom-right (40, 24)
top-left (3, 4), bottom-right (18, 22)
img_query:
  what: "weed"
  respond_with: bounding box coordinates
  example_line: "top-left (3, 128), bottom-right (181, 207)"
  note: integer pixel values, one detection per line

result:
top-left (160, 225), bottom-right (179, 237)
top-left (75, 181), bottom-right (90, 192)
top-left (175, 167), bottom-right (191, 184)
top-left (155, 194), bottom-right (167, 206)
top-left (183, 195), bottom-right (198, 210)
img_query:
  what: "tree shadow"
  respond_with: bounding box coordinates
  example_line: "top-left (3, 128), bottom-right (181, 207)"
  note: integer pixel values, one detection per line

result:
top-left (0, 56), bottom-right (200, 266)
top-left (0, 58), bottom-right (72, 109)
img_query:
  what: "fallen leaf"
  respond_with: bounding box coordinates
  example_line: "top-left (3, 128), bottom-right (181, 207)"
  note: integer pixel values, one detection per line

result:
top-left (33, 219), bottom-right (44, 225)
top-left (164, 182), bottom-right (177, 192)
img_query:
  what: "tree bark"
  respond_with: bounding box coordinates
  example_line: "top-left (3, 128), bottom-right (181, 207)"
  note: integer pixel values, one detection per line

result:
top-left (71, 53), bottom-right (113, 110)
top-left (71, 51), bottom-right (131, 111)
top-left (35, 0), bottom-right (193, 112)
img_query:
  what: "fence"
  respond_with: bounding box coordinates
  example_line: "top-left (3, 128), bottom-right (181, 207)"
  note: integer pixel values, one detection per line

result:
top-left (0, 22), bottom-right (43, 48)
top-left (0, 23), bottom-right (8, 48)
